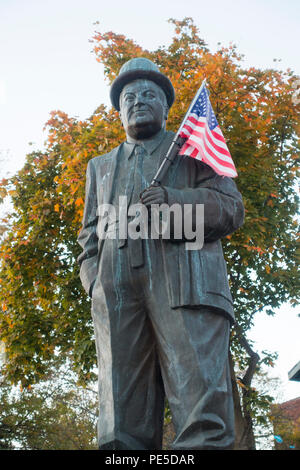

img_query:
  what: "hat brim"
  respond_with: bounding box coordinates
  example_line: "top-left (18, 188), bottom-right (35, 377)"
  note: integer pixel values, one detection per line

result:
top-left (110, 69), bottom-right (175, 111)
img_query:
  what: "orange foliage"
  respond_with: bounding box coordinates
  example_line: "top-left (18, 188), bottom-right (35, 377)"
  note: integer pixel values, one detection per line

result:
top-left (0, 17), bottom-right (298, 386)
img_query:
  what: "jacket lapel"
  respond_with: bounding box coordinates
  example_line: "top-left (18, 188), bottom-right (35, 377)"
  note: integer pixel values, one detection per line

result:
top-left (101, 144), bottom-right (122, 205)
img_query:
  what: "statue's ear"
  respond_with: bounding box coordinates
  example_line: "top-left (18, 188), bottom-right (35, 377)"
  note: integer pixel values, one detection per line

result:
top-left (164, 105), bottom-right (169, 121)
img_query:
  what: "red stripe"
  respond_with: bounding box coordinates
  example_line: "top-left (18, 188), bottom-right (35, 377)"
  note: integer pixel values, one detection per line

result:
top-left (180, 130), bottom-right (190, 138)
top-left (211, 128), bottom-right (226, 143)
top-left (185, 141), bottom-right (237, 176)
top-left (183, 121), bottom-right (231, 159)
top-left (201, 155), bottom-right (237, 177)
top-left (180, 121), bottom-right (203, 139)
top-left (188, 115), bottom-right (203, 126)
top-left (186, 116), bottom-right (205, 129)
top-left (201, 154), bottom-right (237, 177)
top-left (186, 115), bottom-right (227, 145)
top-left (181, 124), bottom-right (194, 135)
top-left (203, 125), bottom-right (227, 150)
top-left (180, 143), bottom-right (198, 159)
top-left (189, 126), bottom-right (231, 157)
top-left (187, 133), bottom-right (236, 170)
top-left (190, 118), bottom-right (227, 146)
top-left (183, 118), bottom-right (227, 152)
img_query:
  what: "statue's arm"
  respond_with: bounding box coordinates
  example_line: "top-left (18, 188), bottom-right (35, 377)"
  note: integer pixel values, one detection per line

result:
top-left (165, 169), bottom-right (244, 243)
top-left (77, 159), bottom-right (99, 296)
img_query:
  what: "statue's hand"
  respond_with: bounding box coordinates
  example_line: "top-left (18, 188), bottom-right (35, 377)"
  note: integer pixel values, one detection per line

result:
top-left (140, 185), bottom-right (168, 206)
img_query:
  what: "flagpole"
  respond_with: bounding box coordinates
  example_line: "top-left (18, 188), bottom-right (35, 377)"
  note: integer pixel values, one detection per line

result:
top-left (150, 79), bottom-right (207, 187)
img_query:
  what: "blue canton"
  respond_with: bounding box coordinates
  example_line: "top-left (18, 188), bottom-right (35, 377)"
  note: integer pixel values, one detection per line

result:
top-left (190, 86), bottom-right (218, 131)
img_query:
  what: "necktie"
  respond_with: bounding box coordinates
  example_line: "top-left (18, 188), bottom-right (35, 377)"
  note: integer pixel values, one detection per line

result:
top-left (128, 145), bottom-right (146, 268)
top-left (132, 145), bottom-right (146, 203)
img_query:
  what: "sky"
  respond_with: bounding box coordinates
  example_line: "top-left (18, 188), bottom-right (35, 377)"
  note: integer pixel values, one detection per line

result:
top-left (0, 0), bottom-right (299, 403)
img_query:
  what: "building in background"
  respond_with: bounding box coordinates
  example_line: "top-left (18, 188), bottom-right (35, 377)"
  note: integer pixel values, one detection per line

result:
top-left (271, 360), bottom-right (300, 452)
top-left (288, 361), bottom-right (300, 382)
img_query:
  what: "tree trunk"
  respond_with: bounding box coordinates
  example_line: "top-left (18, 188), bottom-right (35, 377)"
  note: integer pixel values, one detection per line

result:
top-left (229, 347), bottom-right (258, 450)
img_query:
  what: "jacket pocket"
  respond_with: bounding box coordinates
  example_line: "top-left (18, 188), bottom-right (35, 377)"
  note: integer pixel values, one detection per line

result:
top-left (201, 244), bottom-right (233, 305)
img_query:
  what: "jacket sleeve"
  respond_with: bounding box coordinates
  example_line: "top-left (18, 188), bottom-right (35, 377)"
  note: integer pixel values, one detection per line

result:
top-left (165, 162), bottom-right (244, 243)
top-left (77, 159), bottom-right (99, 297)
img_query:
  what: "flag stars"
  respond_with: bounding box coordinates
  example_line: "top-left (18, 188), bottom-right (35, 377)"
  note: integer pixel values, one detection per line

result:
top-left (190, 87), bottom-right (218, 130)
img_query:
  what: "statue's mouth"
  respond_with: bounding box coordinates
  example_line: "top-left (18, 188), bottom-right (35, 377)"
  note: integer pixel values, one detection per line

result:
top-left (132, 108), bottom-right (150, 116)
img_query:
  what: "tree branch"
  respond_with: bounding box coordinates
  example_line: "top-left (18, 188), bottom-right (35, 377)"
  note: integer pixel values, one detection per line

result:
top-left (234, 324), bottom-right (260, 387)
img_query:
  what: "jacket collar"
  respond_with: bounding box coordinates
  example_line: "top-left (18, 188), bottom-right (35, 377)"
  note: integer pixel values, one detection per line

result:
top-left (122, 128), bottom-right (167, 160)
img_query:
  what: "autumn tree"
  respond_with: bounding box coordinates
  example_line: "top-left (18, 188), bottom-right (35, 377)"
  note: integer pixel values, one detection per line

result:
top-left (0, 359), bottom-right (98, 450)
top-left (271, 399), bottom-right (300, 450)
top-left (0, 18), bottom-right (299, 449)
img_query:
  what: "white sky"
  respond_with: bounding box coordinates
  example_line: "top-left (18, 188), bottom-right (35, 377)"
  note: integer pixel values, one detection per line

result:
top-left (0, 0), bottom-right (299, 402)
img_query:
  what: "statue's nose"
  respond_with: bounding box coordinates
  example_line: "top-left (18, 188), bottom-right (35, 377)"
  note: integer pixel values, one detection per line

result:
top-left (134, 93), bottom-right (146, 106)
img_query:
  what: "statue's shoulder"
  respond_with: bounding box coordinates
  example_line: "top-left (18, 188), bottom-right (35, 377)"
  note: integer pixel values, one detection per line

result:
top-left (88, 143), bottom-right (123, 169)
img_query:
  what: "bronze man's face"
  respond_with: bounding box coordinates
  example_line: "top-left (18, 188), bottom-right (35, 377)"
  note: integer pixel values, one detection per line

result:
top-left (119, 79), bottom-right (168, 140)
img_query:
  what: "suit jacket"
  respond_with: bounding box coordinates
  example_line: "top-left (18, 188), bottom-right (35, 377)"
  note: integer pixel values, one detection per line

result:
top-left (77, 131), bottom-right (244, 323)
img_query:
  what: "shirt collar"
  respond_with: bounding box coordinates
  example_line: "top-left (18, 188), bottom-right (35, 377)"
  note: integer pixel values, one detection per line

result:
top-left (123, 128), bottom-right (167, 160)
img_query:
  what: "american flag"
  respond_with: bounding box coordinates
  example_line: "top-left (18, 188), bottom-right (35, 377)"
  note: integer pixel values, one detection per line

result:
top-left (179, 82), bottom-right (238, 178)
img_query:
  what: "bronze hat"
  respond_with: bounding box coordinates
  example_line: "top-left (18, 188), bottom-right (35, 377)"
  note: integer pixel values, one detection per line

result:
top-left (110, 57), bottom-right (175, 111)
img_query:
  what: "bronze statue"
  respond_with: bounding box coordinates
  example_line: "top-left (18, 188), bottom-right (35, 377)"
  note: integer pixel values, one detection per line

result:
top-left (77, 58), bottom-right (244, 450)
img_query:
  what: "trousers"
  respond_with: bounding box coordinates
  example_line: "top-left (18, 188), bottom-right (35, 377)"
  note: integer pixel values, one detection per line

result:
top-left (91, 237), bottom-right (235, 450)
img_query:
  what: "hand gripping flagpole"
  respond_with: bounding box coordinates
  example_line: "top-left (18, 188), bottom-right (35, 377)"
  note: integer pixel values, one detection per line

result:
top-left (150, 79), bottom-right (207, 187)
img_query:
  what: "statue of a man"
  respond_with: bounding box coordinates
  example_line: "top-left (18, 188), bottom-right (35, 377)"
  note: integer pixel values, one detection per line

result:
top-left (77, 58), bottom-right (244, 450)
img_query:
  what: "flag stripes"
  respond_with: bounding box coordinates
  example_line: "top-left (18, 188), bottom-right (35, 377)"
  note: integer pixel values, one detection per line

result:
top-left (179, 83), bottom-right (238, 178)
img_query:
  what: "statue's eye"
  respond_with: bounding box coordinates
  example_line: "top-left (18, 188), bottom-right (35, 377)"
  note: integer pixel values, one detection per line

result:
top-left (124, 94), bottom-right (135, 101)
